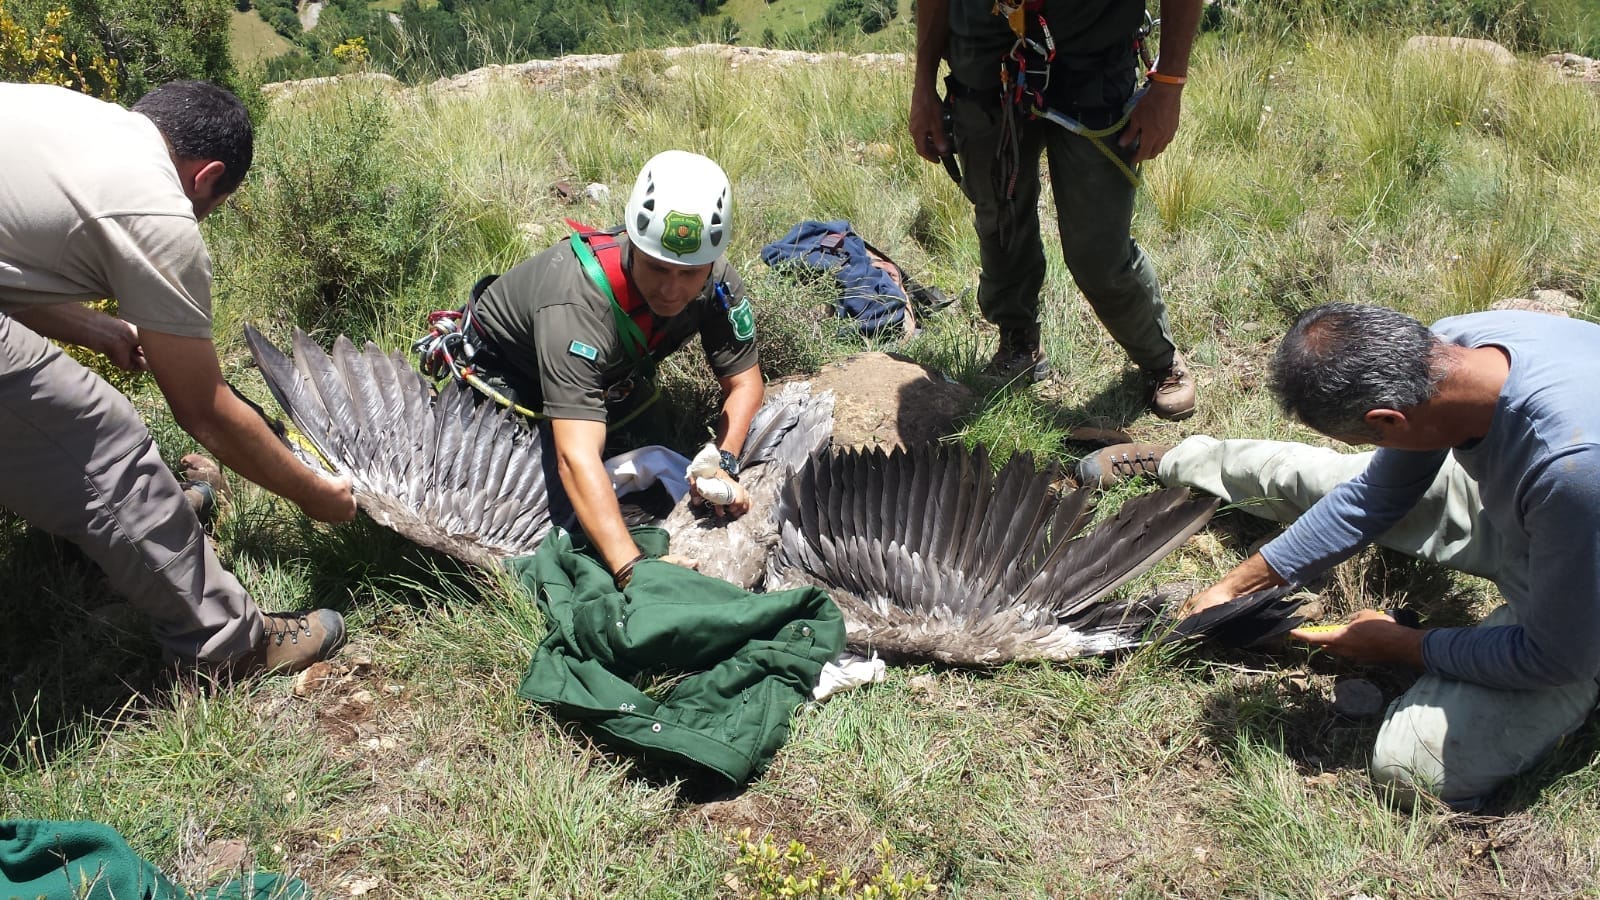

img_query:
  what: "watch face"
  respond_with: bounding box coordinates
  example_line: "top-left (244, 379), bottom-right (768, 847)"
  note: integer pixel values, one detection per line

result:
top-left (719, 449), bottom-right (740, 476)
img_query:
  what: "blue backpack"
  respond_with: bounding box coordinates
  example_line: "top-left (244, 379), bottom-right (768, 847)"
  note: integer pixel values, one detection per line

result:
top-left (761, 220), bottom-right (948, 337)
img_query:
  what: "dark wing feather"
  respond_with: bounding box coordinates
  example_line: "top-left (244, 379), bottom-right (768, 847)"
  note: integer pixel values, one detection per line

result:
top-left (242, 327), bottom-right (554, 567)
top-left (768, 443), bottom-right (1227, 665)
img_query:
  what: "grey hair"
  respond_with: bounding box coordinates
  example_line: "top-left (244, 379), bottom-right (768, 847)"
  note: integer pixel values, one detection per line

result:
top-left (1268, 303), bottom-right (1447, 438)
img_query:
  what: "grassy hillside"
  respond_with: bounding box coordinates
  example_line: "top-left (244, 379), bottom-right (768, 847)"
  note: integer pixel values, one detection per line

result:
top-left (230, 7), bottom-right (294, 67)
top-left (6, 18), bottom-right (1600, 900)
top-left (720, 0), bottom-right (915, 46)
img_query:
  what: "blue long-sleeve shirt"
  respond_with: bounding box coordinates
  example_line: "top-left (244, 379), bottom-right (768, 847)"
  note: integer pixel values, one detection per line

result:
top-left (1262, 311), bottom-right (1600, 690)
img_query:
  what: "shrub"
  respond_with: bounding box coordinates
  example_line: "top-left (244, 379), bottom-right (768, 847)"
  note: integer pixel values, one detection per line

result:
top-left (217, 94), bottom-right (452, 339)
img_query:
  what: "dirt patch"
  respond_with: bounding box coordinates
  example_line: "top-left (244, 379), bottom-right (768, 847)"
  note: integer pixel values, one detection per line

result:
top-left (777, 352), bottom-right (974, 450)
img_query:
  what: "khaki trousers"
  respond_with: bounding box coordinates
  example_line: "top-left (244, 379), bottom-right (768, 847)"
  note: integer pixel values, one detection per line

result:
top-left (1162, 436), bottom-right (1599, 808)
top-left (0, 313), bottom-right (261, 664)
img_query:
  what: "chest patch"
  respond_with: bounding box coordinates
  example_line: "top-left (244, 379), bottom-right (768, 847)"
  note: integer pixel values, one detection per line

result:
top-left (727, 297), bottom-right (756, 342)
top-left (568, 340), bottom-right (599, 361)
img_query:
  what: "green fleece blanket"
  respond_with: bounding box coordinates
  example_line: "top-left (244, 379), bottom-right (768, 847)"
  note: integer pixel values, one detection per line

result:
top-left (0, 820), bottom-right (307, 899)
top-left (514, 527), bottom-right (844, 783)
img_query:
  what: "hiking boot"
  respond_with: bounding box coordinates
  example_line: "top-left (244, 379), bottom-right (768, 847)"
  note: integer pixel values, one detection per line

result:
top-left (1076, 443), bottom-right (1172, 489)
top-left (232, 609), bottom-right (347, 677)
top-left (1146, 352), bottom-right (1197, 421)
top-left (179, 454), bottom-right (229, 524)
top-left (981, 324), bottom-right (1051, 385)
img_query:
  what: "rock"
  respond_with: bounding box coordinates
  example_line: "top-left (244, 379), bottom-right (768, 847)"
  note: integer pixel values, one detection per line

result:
top-left (260, 72), bottom-right (401, 101)
top-left (1331, 678), bottom-right (1385, 718)
top-left (267, 44), bottom-right (908, 101)
top-left (194, 838), bottom-right (248, 881)
top-left (1542, 52), bottom-right (1600, 92)
top-left (583, 182), bottom-right (611, 204)
top-left (518, 222), bottom-right (547, 242)
top-left (293, 661), bottom-right (337, 698)
top-left (1492, 289), bottom-right (1581, 317)
top-left (1401, 36), bottom-right (1515, 67)
top-left (787, 352), bottom-right (975, 449)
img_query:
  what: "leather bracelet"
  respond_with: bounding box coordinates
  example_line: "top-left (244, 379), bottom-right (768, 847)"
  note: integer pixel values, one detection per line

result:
top-left (1148, 70), bottom-right (1188, 86)
top-left (613, 552), bottom-right (647, 590)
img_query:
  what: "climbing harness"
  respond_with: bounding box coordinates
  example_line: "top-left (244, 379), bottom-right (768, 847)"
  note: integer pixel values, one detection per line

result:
top-left (413, 224), bottom-right (689, 430)
top-left (996, 2), bottom-right (1153, 196)
top-left (412, 275), bottom-right (545, 420)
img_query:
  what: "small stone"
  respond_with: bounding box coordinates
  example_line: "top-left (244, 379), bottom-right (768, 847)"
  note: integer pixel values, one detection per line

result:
top-left (1331, 678), bottom-right (1385, 718)
top-left (196, 838), bottom-right (248, 881)
top-left (908, 674), bottom-right (937, 693)
top-left (293, 662), bottom-right (335, 697)
top-left (583, 182), bottom-right (611, 204)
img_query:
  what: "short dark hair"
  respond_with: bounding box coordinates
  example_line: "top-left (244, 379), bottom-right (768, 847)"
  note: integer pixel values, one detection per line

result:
top-left (132, 81), bottom-right (254, 196)
top-left (1269, 303), bottom-right (1447, 438)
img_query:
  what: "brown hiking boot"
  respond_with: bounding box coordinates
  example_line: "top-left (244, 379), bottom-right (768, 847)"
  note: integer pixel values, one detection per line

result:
top-left (179, 454), bottom-right (229, 523)
top-left (1076, 443), bottom-right (1172, 489)
top-left (231, 609), bottom-right (347, 677)
top-left (1146, 352), bottom-right (1197, 421)
top-left (980, 324), bottom-right (1051, 385)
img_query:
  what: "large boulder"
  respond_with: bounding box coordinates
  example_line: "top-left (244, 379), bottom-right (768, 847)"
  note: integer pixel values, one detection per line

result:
top-left (775, 352), bottom-right (975, 449)
top-left (1400, 36), bottom-right (1515, 67)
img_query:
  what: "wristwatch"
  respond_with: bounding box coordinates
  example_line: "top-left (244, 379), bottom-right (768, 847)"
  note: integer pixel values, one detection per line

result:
top-left (718, 449), bottom-right (741, 480)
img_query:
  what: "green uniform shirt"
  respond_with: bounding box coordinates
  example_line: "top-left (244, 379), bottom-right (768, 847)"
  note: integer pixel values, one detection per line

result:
top-left (947, 0), bottom-right (1147, 91)
top-left (471, 232), bottom-right (759, 422)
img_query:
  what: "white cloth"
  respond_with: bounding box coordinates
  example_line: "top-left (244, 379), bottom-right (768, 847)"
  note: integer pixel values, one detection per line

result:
top-left (0, 84), bottom-right (214, 338)
top-left (812, 652), bottom-right (887, 701)
top-left (604, 446), bottom-right (691, 501)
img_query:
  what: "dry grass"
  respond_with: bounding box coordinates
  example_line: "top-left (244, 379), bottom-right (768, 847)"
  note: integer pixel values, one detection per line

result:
top-left (5, 19), bottom-right (1600, 899)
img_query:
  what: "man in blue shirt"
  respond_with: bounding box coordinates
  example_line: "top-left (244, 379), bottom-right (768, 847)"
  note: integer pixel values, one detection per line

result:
top-left (1079, 302), bottom-right (1600, 809)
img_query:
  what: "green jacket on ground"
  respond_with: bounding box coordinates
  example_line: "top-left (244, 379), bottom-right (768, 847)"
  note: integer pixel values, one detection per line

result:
top-left (0, 820), bottom-right (307, 899)
top-left (514, 527), bottom-right (844, 784)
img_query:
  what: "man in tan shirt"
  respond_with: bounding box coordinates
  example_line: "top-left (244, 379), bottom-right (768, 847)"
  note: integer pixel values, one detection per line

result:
top-left (0, 80), bottom-right (355, 675)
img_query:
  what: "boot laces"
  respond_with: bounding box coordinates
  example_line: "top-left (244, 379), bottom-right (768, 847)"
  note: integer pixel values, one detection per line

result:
top-left (1110, 450), bottom-right (1160, 477)
top-left (1151, 364), bottom-right (1188, 395)
top-left (264, 613), bottom-right (311, 646)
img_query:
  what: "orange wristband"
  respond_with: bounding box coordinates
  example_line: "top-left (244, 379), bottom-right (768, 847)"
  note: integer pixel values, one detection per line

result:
top-left (1148, 70), bottom-right (1188, 86)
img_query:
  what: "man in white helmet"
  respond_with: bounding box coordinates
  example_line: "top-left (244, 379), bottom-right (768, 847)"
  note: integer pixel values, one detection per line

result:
top-left (458, 151), bottom-right (763, 588)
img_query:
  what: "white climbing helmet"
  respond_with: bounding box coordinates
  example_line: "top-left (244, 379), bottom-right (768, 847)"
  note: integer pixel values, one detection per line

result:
top-left (625, 150), bottom-right (731, 267)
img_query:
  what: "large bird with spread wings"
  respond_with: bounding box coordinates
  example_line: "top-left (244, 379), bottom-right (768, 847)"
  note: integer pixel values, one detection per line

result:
top-left (243, 325), bottom-right (1302, 663)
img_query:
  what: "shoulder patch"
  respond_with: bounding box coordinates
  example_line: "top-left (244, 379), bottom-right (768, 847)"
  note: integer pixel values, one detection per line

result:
top-left (568, 340), bottom-right (599, 360)
top-left (727, 297), bottom-right (756, 342)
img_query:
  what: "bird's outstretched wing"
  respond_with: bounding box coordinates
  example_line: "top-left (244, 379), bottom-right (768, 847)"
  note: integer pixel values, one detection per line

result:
top-left (245, 324), bottom-right (554, 568)
top-left (766, 443), bottom-right (1302, 664)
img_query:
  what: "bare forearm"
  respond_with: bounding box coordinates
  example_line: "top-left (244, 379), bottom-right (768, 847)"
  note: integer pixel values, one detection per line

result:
top-left (1155, 0), bottom-right (1203, 75)
top-left (914, 0), bottom-right (951, 86)
top-left (1183, 551), bottom-right (1288, 616)
top-left (1220, 552), bottom-right (1287, 595)
top-left (179, 388), bottom-right (339, 506)
top-left (557, 449), bottom-right (642, 573)
top-left (714, 368), bottom-right (764, 458)
top-left (12, 304), bottom-right (120, 352)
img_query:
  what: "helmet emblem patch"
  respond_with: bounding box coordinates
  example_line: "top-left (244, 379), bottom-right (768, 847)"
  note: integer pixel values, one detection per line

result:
top-left (660, 210), bottom-right (704, 258)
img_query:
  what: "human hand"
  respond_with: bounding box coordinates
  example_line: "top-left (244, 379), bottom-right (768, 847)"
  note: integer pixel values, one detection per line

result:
top-left (1176, 581), bottom-right (1237, 619)
top-left (1290, 609), bottom-right (1426, 667)
top-left (691, 470), bottom-right (751, 520)
top-left (909, 82), bottom-right (949, 163)
top-left (298, 472), bottom-right (357, 523)
top-left (1121, 81), bottom-right (1183, 165)
top-left (100, 318), bottom-right (147, 372)
top-left (660, 553), bottom-right (700, 571)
